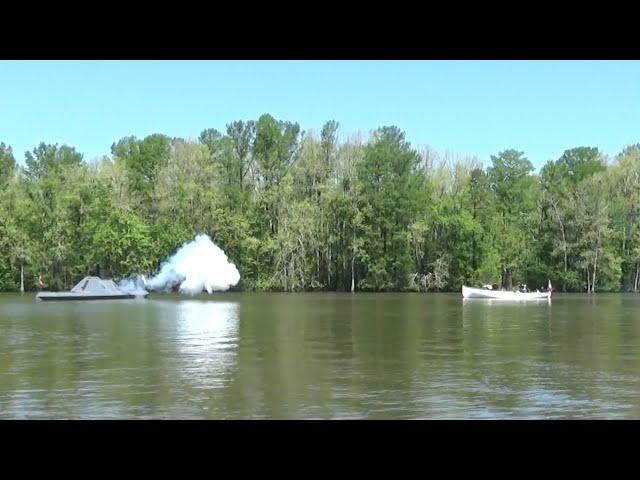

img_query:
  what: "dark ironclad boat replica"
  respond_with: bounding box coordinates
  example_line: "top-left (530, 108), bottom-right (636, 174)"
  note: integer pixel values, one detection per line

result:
top-left (36, 276), bottom-right (148, 301)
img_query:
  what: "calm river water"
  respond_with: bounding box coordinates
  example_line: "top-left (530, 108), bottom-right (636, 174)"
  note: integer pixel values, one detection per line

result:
top-left (1, 292), bottom-right (639, 419)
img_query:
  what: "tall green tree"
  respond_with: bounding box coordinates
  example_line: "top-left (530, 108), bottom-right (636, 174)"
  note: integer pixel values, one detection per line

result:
top-left (225, 120), bottom-right (255, 194)
top-left (539, 147), bottom-right (608, 291)
top-left (111, 134), bottom-right (172, 204)
top-left (25, 143), bottom-right (83, 181)
top-left (487, 149), bottom-right (536, 290)
top-left (90, 210), bottom-right (154, 279)
top-left (0, 142), bottom-right (16, 185)
top-left (607, 145), bottom-right (640, 290)
top-left (252, 114), bottom-right (301, 236)
top-left (357, 126), bottom-right (424, 290)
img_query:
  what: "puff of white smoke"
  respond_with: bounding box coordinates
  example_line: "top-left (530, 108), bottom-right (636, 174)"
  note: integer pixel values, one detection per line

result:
top-left (118, 274), bottom-right (149, 296)
top-left (146, 234), bottom-right (240, 295)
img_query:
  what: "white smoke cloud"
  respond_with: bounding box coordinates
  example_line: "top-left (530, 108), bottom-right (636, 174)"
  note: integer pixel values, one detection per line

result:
top-left (145, 234), bottom-right (241, 295)
top-left (118, 275), bottom-right (148, 296)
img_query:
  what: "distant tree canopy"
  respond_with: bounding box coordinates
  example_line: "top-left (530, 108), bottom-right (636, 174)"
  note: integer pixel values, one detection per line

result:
top-left (0, 115), bottom-right (638, 293)
top-left (0, 143), bottom-right (16, 185)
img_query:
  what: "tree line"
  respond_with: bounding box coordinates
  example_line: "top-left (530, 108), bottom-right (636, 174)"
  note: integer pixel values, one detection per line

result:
top-left (1, 114), bottom-right (639, 293)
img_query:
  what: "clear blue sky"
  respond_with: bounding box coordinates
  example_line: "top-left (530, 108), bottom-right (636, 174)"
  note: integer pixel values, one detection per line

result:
top-left (1, 60), bottom-right (638, 169)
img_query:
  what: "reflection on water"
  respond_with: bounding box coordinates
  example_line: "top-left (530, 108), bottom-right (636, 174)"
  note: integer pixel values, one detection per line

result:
top-left (171, 300), bottom-right (239, 389)
top-left (462, 297), bottom-right (552, 307)
top-left (174, 300), bottom-right (239, 350)
top-left (1, 292), bottom-right (640, 418)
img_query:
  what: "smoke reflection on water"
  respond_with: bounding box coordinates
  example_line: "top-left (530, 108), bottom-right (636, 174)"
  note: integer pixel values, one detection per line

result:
top-left (172, 300), bottom-right (240, 389)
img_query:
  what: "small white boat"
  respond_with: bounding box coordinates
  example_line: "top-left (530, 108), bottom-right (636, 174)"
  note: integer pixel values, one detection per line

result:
top-left (462, 281), bottom-right (551, 300)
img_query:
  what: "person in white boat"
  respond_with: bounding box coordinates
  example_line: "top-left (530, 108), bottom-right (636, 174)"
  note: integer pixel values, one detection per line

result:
top-left (481, 282), bottom-right (531, 292)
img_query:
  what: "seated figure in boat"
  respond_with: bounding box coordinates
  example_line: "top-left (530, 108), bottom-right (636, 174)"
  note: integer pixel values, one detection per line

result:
top-left (518, 283), bottom-right (529, 292)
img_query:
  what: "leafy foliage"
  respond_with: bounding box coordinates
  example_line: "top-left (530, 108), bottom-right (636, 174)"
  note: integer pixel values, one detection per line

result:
top-left (0, 118), bottom-right (637, 293)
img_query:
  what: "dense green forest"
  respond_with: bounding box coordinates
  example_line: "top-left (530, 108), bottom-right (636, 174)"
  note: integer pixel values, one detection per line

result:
top-left (1, 114), bottom-right (639, 293)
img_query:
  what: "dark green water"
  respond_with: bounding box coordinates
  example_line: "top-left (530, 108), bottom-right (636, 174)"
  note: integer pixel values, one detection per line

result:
top-left (1, 292), bottom-right (639, 419)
